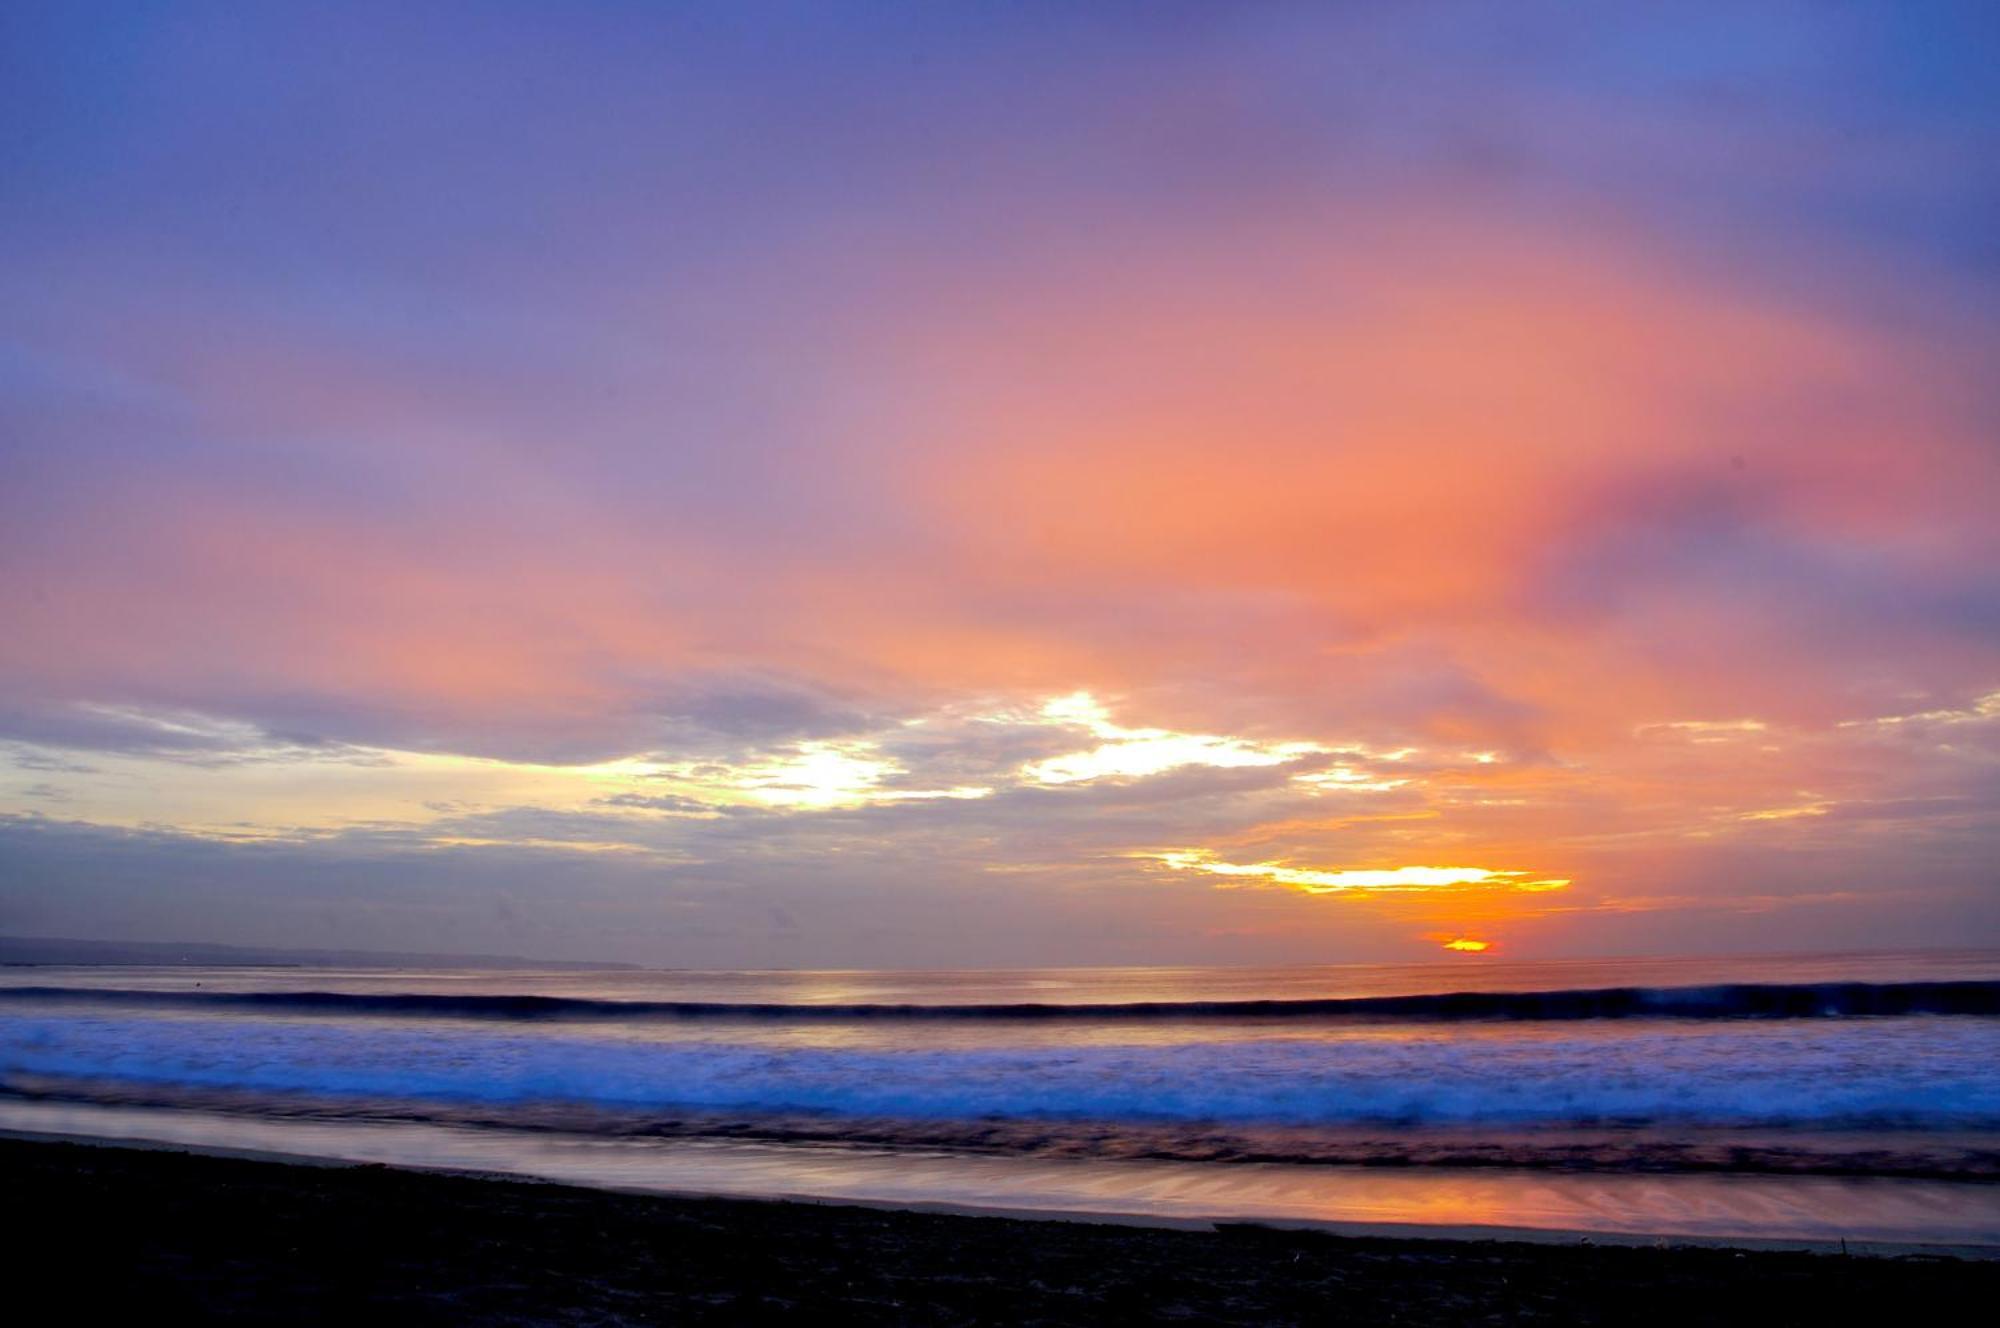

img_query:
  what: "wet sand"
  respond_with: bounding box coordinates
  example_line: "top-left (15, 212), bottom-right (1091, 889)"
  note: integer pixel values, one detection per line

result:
top-left (6, 1135), bottom-right (1996, 1325)
top-left (12, 1099), bottom-right (1999, 1251)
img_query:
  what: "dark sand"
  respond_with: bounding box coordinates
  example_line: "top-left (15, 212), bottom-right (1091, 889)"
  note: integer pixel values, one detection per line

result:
top-left (6, 1137), bottom-right (1994, 1325)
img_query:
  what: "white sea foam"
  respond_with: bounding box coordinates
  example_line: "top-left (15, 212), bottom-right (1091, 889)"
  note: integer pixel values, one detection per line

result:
top-left (5, 1012), bottom-right (1998, 1130)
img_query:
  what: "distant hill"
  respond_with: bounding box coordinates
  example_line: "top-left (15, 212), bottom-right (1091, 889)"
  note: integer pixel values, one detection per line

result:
top-left (0, 935), bottom-right (637, 970)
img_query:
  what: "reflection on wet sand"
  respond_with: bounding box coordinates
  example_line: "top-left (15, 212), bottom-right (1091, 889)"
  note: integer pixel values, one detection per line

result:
top-left (4, 1101), bottom-right (1995, 1253)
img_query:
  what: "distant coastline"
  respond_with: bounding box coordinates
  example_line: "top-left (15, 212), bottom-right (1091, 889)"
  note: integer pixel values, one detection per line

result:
top-left (0, 935), bottom-right (634, 971)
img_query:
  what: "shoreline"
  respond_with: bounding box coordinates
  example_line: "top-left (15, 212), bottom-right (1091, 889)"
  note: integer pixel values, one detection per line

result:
top-left (7, 1123), bottom-right (1997, 1260)
top-left (8, 1095), bottom-right (2000, 1254)
top-left (8, 1134), bottom-right (1997, 1325)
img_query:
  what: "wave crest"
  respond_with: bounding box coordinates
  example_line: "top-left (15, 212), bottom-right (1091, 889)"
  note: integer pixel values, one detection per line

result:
top-left (4, 979), bottom-right (1998, 1022)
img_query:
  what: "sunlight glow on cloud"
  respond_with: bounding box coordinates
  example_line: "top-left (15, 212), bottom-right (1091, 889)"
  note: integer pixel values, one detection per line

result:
top-left (0, 716), bottom-right (996, 835)
top-left (1018, 693), bottom-right (1325, 785)
top-left (624, 743), bottom-right (993, 811)
top-left (1146, 850), bottom-right (1572, 896)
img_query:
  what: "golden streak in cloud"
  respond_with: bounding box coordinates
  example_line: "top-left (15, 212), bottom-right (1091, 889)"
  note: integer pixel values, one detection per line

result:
top-left (1437, 937), bottom-right (1493, 953)
top-left (1635, 719), bottom-right (1770, 743)
top-left (1293, 765), bottom-right (1410, 793)
top-left (1146, 849), bottom-right (1571, 896)
top-left (1734, 801), bottom-right (1831, 822)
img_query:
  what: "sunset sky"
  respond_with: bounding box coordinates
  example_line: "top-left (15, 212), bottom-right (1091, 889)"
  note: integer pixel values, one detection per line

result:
top-left (2, 2), bottom-right (1996, 966)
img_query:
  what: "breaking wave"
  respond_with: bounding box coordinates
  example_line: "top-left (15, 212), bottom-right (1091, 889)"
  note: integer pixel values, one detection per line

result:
top-left (4, 979), bottom-right (1998, 1023)
top-left (5, 1011), bottom-right (1998, 1133)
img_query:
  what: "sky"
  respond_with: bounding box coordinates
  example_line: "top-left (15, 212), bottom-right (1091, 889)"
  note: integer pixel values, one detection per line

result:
top-left (2, 2), bottom-right (1997, 967)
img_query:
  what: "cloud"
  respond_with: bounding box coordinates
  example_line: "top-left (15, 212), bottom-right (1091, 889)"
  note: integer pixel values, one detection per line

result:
top-left (1842, 690), bottom-right (2000, 731)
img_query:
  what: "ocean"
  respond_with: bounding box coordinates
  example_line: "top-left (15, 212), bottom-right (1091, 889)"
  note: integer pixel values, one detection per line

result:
top-left (5, 950), bottom-right (1998, 1250)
